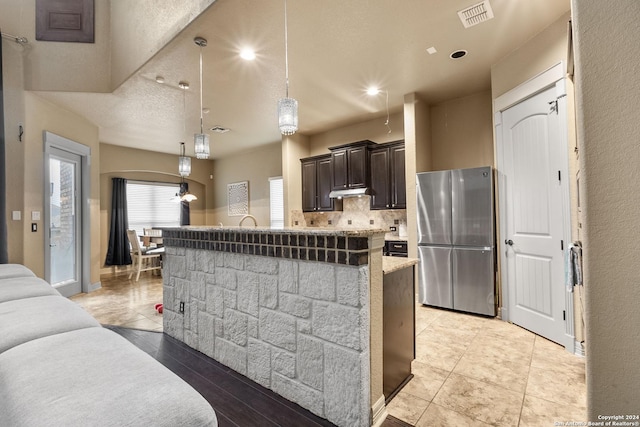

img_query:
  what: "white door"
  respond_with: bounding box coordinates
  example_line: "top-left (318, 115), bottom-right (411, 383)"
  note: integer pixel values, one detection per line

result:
top-left (500, 85), bottom-right (567, 345)
top-left (46, 147), bottom-right (82, 296)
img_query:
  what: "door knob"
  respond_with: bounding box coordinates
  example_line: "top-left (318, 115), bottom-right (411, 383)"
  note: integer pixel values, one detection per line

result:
top-left (505, 239), bottom-right (513, 246)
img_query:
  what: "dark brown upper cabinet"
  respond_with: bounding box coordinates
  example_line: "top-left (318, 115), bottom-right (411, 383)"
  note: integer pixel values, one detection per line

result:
top-left (301, 154), bottom-right (336, 212)
top-left (329, 140), bottom-right (377, 190)
top-left (370, 141), bottom-right (406, 210)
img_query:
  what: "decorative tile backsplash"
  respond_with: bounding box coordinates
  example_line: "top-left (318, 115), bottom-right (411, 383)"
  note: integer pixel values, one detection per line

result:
top-left (162, 228), bottom-right (373, 266)
top-left (293, 196), bottom-right (408, 239)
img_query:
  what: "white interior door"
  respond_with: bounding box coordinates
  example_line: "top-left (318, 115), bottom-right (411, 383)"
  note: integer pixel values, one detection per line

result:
top-left (500, 85), bottom-right (567, 345)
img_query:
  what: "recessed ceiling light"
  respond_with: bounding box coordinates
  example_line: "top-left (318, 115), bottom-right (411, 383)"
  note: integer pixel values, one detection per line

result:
top-left (366, 87), bottom-right (381, 96)
top-left (155, 75), bottom-right (165, 84)
top-left (450, 50), bottom-right (467, 59)
top-left (426, 47), bottom-right (437, 55)
top-left (240, 48), bottom-right (256, 60)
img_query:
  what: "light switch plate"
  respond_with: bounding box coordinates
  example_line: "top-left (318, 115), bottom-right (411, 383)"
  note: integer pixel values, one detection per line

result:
top-left (12, 211), bottom-right (21, 221)
top-left (32, 211), bottom-right (41, 221)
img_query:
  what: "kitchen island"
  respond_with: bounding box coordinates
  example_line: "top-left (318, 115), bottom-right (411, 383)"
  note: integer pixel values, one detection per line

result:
top-left (160, 226), bottom-right (390, 427)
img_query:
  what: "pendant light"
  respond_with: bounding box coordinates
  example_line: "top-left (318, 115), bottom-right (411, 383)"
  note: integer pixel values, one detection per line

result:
top-left (278, 0), bottom-right (298, 135)
top-left (194, 36), bottom-right (210, 159)
top-left (178, 142), bottom-right (191, 177)
top-left (178, 82), bottom-right (192, 177)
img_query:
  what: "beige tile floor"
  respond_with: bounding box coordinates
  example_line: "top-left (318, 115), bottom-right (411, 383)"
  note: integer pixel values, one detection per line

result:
top-left (388, 305), bottom-right (587, 426)
top-left (71, 274), bottom-right (587, 426)
top-left (71, 272), bottom-right (164, 332)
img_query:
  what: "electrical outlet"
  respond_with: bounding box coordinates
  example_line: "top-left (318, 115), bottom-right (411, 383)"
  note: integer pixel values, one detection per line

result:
top-left (179, 301), bottom-right (185, 313)
top-left (31, 223), bottom-right (37, 232)
top-left (390, 226), bottom-right (397, 231)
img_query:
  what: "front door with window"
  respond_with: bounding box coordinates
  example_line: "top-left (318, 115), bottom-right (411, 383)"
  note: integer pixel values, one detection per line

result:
top-left (47, 147), bottom-right (82, 296)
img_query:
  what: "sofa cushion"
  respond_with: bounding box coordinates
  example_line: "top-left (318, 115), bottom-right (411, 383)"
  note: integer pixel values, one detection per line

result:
top-left (0, 327), bottom-right (218, 427)
top-left (0, 276), bottom-right (59, 303)
top-left (0, 264), bottom-right (36, 279)
top-left (0, 295), bottom-right (101, 354)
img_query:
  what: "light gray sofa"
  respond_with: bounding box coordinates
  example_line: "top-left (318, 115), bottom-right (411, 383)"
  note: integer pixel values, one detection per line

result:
top-left (0, 264), bottom-right (217, 427)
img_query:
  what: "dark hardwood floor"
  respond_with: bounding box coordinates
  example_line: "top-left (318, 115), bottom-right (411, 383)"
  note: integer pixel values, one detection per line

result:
top-left (106, 325), bottom-right (409, 427)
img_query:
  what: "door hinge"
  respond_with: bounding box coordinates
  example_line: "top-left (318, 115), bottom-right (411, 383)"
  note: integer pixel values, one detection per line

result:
top-left (563, 310), bottom-right (566, 321)
top-left (561, 240), bottom-right (564, 251)
top-left (549, 100), bottom-right (558, 115)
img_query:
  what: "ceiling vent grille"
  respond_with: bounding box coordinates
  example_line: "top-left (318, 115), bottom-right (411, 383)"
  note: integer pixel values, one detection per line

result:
top-left (458, 0), bottom-right (494, 28)
top-left (210, 126), bottom-right (230, 134)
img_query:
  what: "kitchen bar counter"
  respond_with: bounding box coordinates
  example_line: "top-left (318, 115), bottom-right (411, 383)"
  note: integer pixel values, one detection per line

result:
top-left (380, 256), bottom-right (417, 401)
top-left (160, 226), bottom-right (388, 427)
top-left (382, 256), bottom-right (418, 274)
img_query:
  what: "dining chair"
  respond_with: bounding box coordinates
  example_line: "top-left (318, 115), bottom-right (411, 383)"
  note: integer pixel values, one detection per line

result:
top-left (126, 230), bottom-right (164, 281)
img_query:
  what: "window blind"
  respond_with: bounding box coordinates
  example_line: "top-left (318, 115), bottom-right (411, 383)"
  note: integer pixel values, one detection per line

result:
top-left (126, 181), bottom-right (181, 236)
top-left (269, 177), bottom-right (284, 229)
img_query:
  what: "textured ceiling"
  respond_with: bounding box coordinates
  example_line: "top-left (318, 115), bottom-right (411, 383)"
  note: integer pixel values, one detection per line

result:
top-left (35, 0), bottom-right (570, 159)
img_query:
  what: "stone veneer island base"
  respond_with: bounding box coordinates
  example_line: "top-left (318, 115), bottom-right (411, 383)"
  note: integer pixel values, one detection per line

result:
top-left (161, 226), bottom-right (388, 427)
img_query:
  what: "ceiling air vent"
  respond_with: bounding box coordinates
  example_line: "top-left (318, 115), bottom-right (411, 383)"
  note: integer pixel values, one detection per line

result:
top-left (458, 0), bottom-right (494, 29)
top-left (210, 126), bottom-right (230, 134)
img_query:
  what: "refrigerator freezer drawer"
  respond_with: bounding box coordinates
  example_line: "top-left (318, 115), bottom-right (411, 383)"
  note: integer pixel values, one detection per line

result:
top-left (418, 246), bottom-right (453, 309)
top-left (452, 247), bottom-right (495, 316)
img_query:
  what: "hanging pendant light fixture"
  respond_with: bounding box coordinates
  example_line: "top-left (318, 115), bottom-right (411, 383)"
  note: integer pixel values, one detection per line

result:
top-left (278, 0), bottom-right (298, 135)
top-left (178, 82), bottom-right (192, 177)
top-left (194, 36), bottom-right (210, 159)
top-left (178, 142), bottom-right (191, 177)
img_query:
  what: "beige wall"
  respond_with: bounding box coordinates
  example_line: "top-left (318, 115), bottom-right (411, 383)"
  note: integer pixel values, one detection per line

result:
top-left (211, 142), bottom-right (282, 227)
top-left (572, 0), bottom-right (640, 416)
top-left (430, 90), bottom-right (494, 171)
top-left (491, 12), bottom-right (571, 100)
top-left (404, 93), bottom-right (431, 259)
top-left (99, 143), bottom-right (214, 275)
top-left (282, 133), bottom-right (310, 226)
top-left (0, 0), bottom-right (111, 92)
top-left (308, 112), bottom-right (404, 155)
top-left (22, 93), bottom-right (101, 284)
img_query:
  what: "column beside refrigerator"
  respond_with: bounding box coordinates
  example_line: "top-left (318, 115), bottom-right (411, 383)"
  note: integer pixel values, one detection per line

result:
top-left (416, 166), bottom-right (496, 316)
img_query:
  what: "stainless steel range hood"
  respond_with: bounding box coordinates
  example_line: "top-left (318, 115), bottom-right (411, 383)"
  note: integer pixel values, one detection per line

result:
top-left (329, 187), bottom-right (371, 199)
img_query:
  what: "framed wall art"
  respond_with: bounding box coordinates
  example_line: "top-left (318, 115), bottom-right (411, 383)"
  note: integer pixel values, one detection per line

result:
top-left (227, 181), bottom-right (249, 216)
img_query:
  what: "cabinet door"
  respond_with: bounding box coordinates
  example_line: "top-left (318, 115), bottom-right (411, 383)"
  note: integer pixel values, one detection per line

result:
top-left (316, 157), bottom-right (334, 211)
top-left (331, 149), bottom-right (348, 190)
top-left (301, 160), bottom-right (317, 212)
top-left (370, 148), bottom-right (390, 209)
top-left (390, 144), bottom-right (406, 208)
top-left (348, 146), bottom-right (368, 188)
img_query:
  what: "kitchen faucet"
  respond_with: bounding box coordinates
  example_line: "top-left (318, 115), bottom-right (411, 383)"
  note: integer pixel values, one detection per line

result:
top-left (238, 214), bottom-right (257, 227)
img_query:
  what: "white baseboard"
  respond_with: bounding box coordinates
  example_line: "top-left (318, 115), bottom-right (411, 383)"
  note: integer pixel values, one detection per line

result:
top-left (86, 281), bottom-right (102, 293)
top-left (371, 394), bottom-right (388, 427)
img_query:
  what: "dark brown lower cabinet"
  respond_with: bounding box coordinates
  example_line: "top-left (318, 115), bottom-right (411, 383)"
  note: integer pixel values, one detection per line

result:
top-left (383, 265), bottom-right (415, 402)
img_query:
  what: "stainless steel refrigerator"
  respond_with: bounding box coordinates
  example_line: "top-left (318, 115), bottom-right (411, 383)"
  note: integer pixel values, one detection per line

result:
top-left (416, 166), bottom-right (496, 316)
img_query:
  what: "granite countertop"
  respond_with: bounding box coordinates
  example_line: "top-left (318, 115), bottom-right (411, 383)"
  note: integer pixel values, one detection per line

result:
top-left (162, 225), bottom-right (387, 237)
top-left (382, 256), bottom-right (419, 274)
